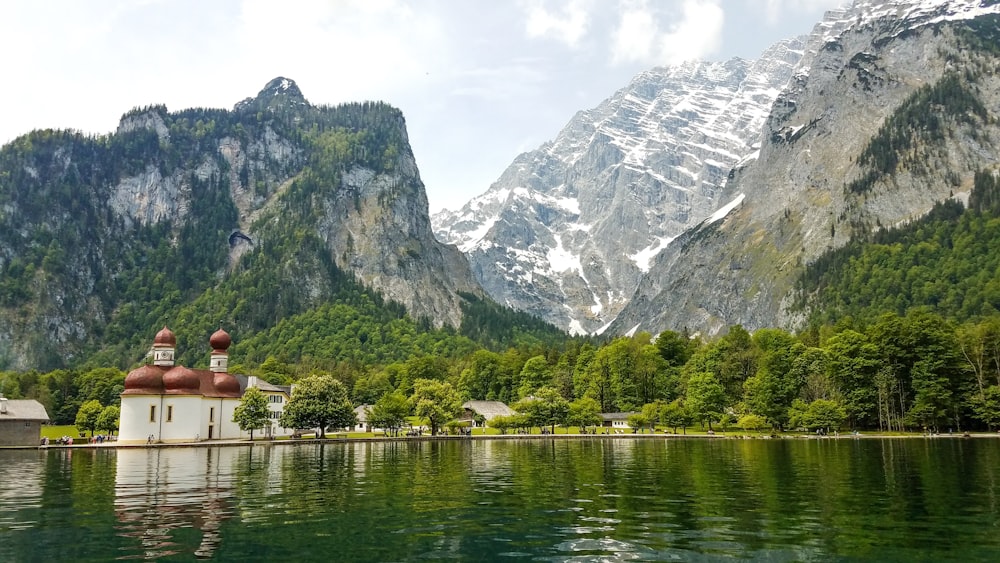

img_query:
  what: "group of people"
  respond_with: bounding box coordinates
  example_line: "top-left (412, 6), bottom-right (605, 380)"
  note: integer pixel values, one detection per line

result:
top-left (40, 436), bottom-right (72, 446)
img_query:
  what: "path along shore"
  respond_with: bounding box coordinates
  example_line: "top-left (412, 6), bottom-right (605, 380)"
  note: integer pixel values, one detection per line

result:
top-left (6, 430), bottom-right (1000, 451)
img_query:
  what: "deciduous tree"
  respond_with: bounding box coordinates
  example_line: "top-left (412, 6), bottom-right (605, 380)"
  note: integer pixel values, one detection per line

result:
top-left (410, 378), bottom-right (462, 436)
top-left (233, 386), bottom-right (270, 440)
top-left (75, 399), bottom-right (103, 437)
top-left (279, 375), bottom-right (355, 438)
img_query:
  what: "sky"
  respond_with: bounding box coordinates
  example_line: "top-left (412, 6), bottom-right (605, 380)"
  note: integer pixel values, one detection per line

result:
top-left (0, 0), bottom-right (848, 213)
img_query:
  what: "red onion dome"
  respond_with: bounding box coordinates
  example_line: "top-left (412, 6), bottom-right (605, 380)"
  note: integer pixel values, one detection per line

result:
top-left (213, 373), bottom-right (241, 396)
top-left (124, 365), bottom-right (165, 394)
top-left (209, 328), bottom-right (231, 352)
top-left (163, 366), bottom-right (202, 393)
top-left (153, 326), bottom-right (176, 347)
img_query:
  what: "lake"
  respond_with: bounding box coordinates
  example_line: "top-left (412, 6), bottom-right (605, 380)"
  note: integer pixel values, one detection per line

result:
top-left (1, 437), bottom-right (999, 561)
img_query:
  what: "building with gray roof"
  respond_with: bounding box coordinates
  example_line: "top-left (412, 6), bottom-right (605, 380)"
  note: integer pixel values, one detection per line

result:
top-left (0, 397), bottom-right (50, 446)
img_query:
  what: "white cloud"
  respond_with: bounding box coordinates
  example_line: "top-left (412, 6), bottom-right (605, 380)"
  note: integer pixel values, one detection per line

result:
top-left (521, 0), bottom-right (591, 47)
top-left (235, 0), bottom-right (449, 104)
top-left (611, 0), bottom-right (724, 66)
top-left (748, 0), bottom-right (848, 26)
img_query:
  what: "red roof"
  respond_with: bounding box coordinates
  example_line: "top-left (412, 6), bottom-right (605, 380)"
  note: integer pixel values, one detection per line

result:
top-left (153, 326), bottom-right (176, 347)
top-left (124, 365), bottom-right (241, 398)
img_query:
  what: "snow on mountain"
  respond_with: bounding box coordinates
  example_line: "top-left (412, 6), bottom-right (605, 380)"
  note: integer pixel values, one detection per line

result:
top-left (433, 38), bottom-right (806, 334)
top-left (608, 0), bottom-right (1000, 338)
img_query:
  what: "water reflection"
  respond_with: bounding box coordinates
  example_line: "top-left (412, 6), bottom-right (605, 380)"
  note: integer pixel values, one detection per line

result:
top-left (115, 447), bottom-right (241, 559)
top-left (0, 451), bottom-right (45, 531)
top-left (2, 438), bottom-right (1000, 561)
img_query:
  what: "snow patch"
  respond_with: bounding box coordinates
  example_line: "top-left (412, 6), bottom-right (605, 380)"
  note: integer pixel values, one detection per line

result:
top-left (629, 236), bottom-right (675, 273)
top-left (707, 193), bottom-right (746, 225)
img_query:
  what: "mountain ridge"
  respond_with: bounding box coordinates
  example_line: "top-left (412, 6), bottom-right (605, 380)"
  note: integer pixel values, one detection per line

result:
top-left (433, 38), bottom-right (806, 334)
top-left (0, 79), bottom-right (488, 370)
top-left (609, 0), bottom-right (1000, 337)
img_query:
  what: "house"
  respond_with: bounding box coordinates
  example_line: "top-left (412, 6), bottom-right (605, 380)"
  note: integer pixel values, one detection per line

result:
top-left (461, 400), bottom-right (514, 427)
top-left (600, 412), bottom-right (633, 430)
top-left (0, 396), bottom-right (50, 446)
top-left (351, 404), bottom-right (384, 433)
top-left (235, 375), bottom-right (293, 438)
top-left (118, 326), bottom-right (295, 444)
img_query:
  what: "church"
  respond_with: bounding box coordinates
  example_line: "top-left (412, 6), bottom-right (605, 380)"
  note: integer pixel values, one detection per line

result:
top-left (118, 326), bottom-right (293, 444)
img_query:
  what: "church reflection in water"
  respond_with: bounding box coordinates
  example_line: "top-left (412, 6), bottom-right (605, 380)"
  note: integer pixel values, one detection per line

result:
top-left (114, 447), bottom-right (242, 559)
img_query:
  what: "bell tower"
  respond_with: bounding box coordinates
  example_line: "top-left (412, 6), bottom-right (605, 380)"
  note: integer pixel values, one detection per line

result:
top-left (152, 326), bottom-right (176, 367)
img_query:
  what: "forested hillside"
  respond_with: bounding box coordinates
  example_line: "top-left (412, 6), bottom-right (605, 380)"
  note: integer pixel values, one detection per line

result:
top-left (797, 170), bottom-right (1000, 326)
top-left (0, 79), bottom-right (512, 371)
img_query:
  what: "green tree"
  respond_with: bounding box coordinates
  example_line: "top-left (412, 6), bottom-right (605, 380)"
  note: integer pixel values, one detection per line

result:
top-left (513, 386), bottom-right (569, 434)
top-left (743, 329), bottom-right (805, 429)
top-left (75, 368), bottom-right (126, 406)
top-left (367, 391), bottom-right (410, 436)
top-left (489, 414), bottom-right (515, 435)
top-left (279, 375), bottom-right (356, 438)
top-left (233, 386), bottom-right (270, 440)
top-left (457, 350), bottom-right (504, 400)
top-left (738, 413), bottom-right (768, 435)
top-left (970, 385), bottom-right (1000, 429)
top-left (567, 396), bottom-right (602, 431)
top-left (789, 398), bottom-right (846, 432)
top-left (640, 402), bottom-right (662, 432)
top-left (685, 371), bottom-right (725, 430)
top-left (906, 359), bottom-right (954, 432)
top-left (75, 399), bottom-right (103, 437)
top-left (410, 378), bottom-right (462, 436)
top-left (582, 347), bottom-right (615, 412)
top-left (659, 399), bottom-right (691, 434)
top-left (352, 372), bottom-right (393, 405)
top-left (825, 329), bottom-right (879, 428)
top-left (655, 329), bottom-right (696, 367)
top-left (626, 413), bottom-right (649, 433)
top-left (96, 404), bottom-right (120, 436)
top-left (714, 325), bottom-right (758, 403)
top-left (517, 355), bottom-right (553, 399)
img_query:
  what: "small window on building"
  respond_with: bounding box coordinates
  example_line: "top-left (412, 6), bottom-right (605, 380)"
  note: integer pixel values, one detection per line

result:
top-left (150, 405), bottom-right (157, 422)
top-left (167, 405), bottom-right (173, 422)
top-left (209, 407), bottom-right (215, 423)
top-left (25, 422), bottom-right (32, 427)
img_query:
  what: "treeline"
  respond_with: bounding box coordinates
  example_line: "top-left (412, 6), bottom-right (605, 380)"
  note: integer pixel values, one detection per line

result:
top-left (7, 309), bottom-right (1000, 433)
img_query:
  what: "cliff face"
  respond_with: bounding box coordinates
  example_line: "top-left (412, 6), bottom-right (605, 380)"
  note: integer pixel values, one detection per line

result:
top-left (610, 1), bottom-right (1000, 337)
top-left (0, 77), bottom-right (481, 370)
top-left (434, 40), bottom-right (805, 334)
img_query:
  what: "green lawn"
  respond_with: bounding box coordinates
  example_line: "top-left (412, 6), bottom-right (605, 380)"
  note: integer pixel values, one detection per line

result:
top-left (41, 424), bottom-right (85, 440)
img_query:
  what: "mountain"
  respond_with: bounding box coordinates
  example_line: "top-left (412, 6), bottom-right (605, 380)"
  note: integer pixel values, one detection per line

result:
top-left (609, 0), bottom-right (1000, 337)
top-left (433, 39), bottom-right (806, 335)
top-left (0, 77), bottom-right (489, 370)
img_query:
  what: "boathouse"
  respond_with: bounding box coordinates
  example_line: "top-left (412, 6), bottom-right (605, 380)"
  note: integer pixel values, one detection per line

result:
top-left (0, 397), bottom-right (50, 446)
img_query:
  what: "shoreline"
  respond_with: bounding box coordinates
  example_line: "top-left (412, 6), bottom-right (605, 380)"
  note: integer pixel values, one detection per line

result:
top-left (7, 430), bottom-right (1000, 451)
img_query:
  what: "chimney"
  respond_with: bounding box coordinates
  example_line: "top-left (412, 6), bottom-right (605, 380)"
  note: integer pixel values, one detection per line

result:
top-left (1, 396), bottom-right (7, 414)
top-left (248, 375), bottom-right (258, 389)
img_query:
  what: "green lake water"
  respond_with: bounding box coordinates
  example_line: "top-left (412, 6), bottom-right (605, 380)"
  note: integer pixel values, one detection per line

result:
top-left (1, 437), bottom-right (999, 561)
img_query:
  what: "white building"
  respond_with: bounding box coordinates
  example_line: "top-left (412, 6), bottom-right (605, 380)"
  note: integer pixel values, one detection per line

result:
top-left (241, 375), bottom-right (293, 438)
top-left (118, 326), bottom-right (293, 444)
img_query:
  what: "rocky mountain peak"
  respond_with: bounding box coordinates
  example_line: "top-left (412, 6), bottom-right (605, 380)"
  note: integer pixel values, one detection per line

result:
top-left (609, 0), bottom-right (1000, 338)
top-left (433, 38), bottom-right (805, 335)
top-left (234, 76), bottom-right (308, 112)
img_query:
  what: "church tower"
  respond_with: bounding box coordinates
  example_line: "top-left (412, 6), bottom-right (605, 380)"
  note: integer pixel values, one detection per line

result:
top-left (152, 326), bottom-right (176, 367)
top-left (209, 328), bottom-right (231, 373)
